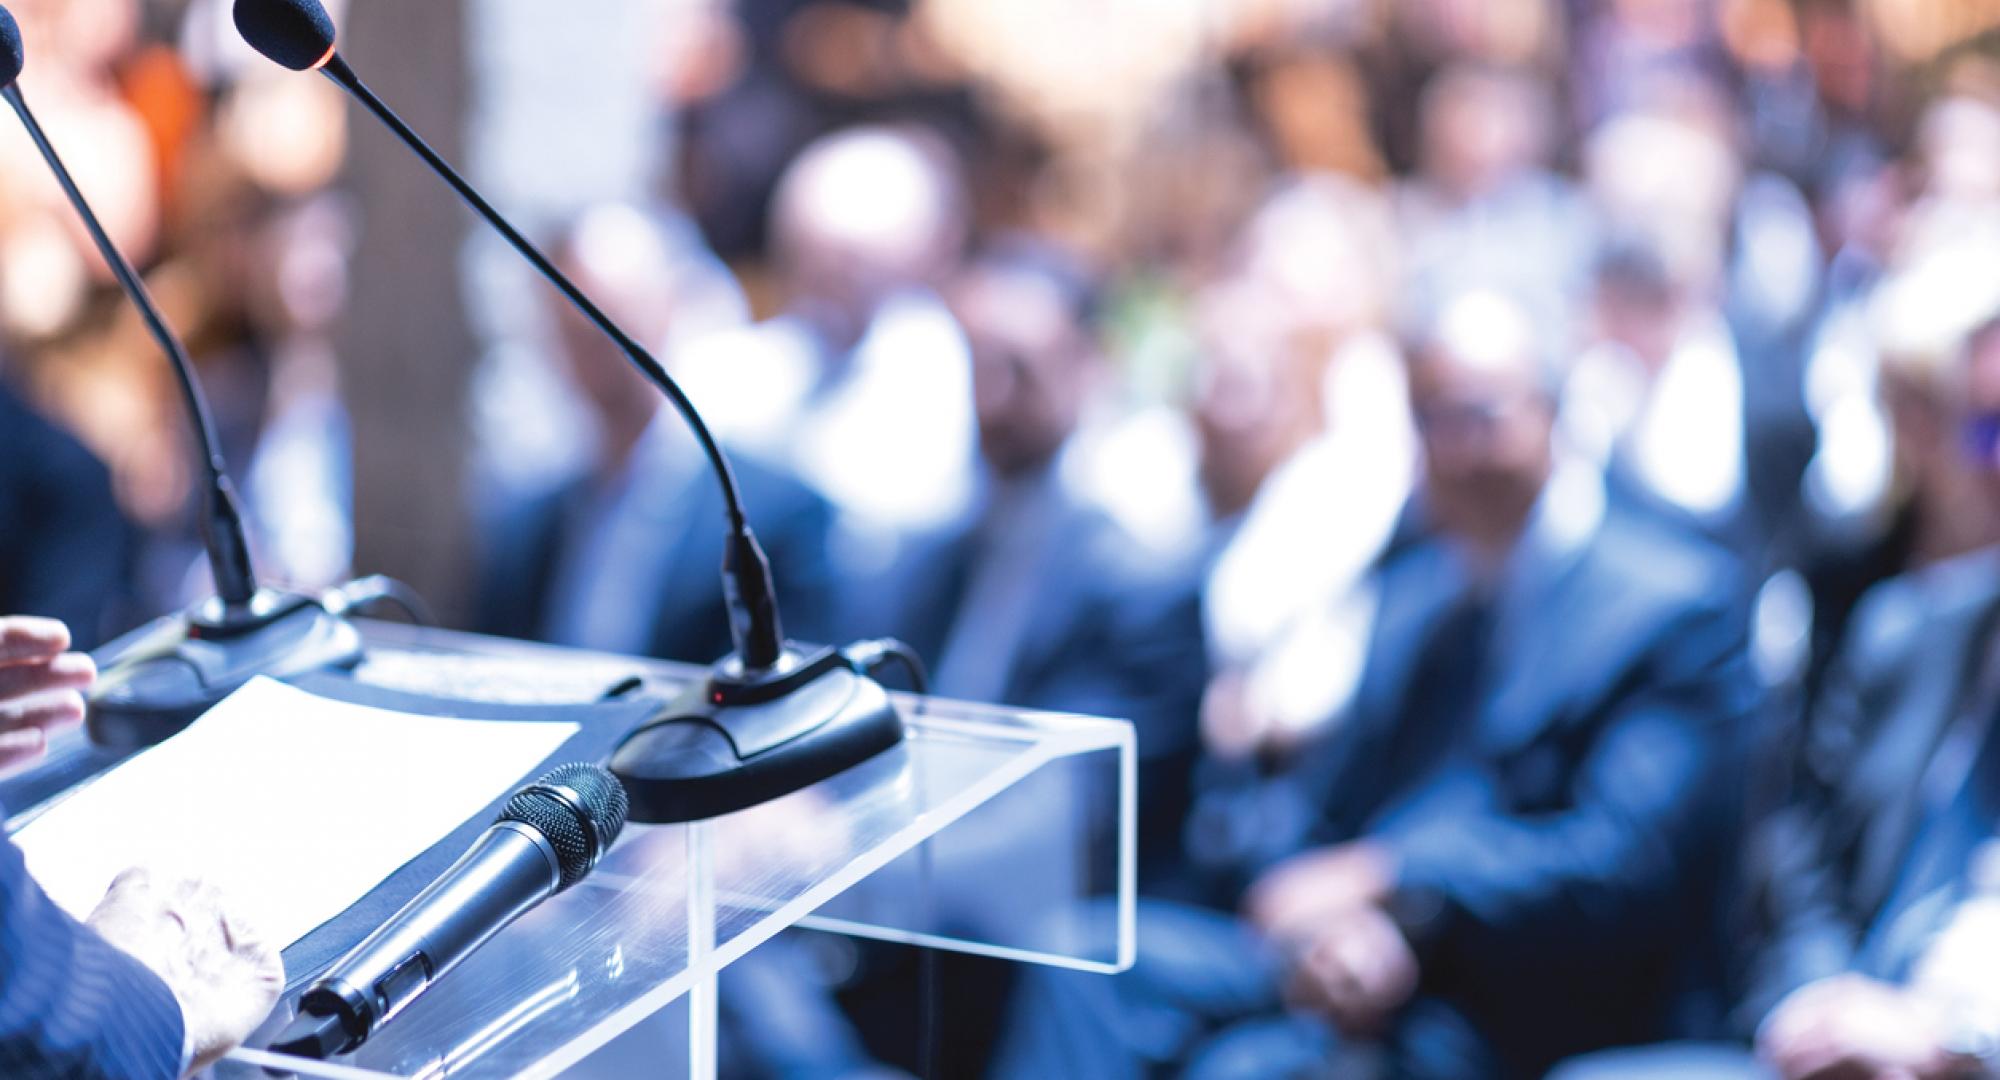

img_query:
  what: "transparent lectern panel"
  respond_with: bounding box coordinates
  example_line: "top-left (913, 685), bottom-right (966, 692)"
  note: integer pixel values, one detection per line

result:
top-left (216, 625), bottom-right (1134, 1078)
top-left (799, 700), bottom-right (1134, 973)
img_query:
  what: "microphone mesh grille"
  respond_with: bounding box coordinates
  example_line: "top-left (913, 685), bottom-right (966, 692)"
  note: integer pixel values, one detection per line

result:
top-left (0, 8), bottom-right (22, 88)
top-left (232, 0), bottom-right (336, 71)
top-left (499, 763), bottom-right (629, 892)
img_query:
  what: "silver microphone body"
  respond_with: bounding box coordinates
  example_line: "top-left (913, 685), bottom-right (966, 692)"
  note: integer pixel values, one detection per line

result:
top-left (312, 820), bottom-right (562, 1035)
top-left (270, 764), bottom-right (629, 1059)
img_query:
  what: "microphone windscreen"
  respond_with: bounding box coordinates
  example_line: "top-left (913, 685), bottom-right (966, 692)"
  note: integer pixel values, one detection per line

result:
top-left (0, 7), bottom-right (22, 89)
top-left (501, 763), bottom-right (630, 892)
top-left (232, 0), bottom-right (336, 71)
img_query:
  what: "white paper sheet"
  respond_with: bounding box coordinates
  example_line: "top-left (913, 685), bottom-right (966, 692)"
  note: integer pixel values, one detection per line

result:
top-left (14, 677), bottom-right (578, 947)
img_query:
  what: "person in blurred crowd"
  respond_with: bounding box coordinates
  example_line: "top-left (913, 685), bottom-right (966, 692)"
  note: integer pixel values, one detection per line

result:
top-left (996, 288), bottom-right (1752, 1079)
top-left (1788, 254), bottom-right (2000, 690)
top-left (1191, 176), bottom-right (1415, 780)
top-left (1563, 228), bottom-right (1753, 553)
top-left (1784, 144), bottom-right (1915, 697)
top-left (0, 0), bottom-right (158, 342)
top-left (1794, 91), bottom-right (2000, 614)
top-left (1551, 313), bottom-right (2000, 1080)
top-left (0, 614), bottom-right (281, 1077)
top-left (1744, 122), bottom-right (2000, 821)
top-left (1396, 64), bottom-right (1593, 339)
top-left (1180, 179), bottom-right (1420, 909)
top-left (802, 239), bottom-right (1206, 1075)
top-left (1724, 171), bottom-right (1825, 566)
top-left (853, 237), bottom-right (1208, 876)
top-left (475, 203), bottom-right (837, 663)
top-left (676, 125), bottom-right (976, 553)
top-left (1576, 90), bottom-right (1800, 560)
top-left (0, 382), bottom-right (130, 650)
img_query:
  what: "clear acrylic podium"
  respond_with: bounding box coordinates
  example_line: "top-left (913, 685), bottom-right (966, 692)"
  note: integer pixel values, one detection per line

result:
top-left (113, 622), bottom-right (1135, 1079)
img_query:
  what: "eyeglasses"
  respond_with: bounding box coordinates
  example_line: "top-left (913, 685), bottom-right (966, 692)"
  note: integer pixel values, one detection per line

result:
top-left (1964, 413), bottom-right (2000, 467)
top-left (1414, 395), bottom-right (1539, 445)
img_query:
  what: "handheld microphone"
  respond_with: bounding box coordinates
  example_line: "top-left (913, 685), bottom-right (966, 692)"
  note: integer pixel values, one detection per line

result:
top-left (0, 4), bottom-right (371, 750)
top-left (235, 0), bottom-right (906, 824)
top-left (270, 763), bottom-right (630, 1059)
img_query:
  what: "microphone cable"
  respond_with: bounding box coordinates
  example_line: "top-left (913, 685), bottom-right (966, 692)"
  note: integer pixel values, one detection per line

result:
top-left (325, 574), bottom-right (437, 627)
top-left (843, 638), bottom-right (930, 702)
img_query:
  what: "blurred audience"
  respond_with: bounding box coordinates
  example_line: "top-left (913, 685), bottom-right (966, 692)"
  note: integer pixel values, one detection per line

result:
top-left (997, 289), bottom-right (1753, 1079)
top-left (15, 2), bottom-right (2000, 1077)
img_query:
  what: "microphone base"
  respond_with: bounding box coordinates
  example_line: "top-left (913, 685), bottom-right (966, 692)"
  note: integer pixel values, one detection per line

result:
top-left (609, 646), bottom-right (906, 824)
top-left (88, 589), bottom-right (366, 751)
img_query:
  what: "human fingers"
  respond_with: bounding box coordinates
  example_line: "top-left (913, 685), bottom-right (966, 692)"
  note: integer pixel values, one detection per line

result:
top-left (0, 618), bottom-right (69, 665)
top-left (0, 652), bottom-right (94, 700)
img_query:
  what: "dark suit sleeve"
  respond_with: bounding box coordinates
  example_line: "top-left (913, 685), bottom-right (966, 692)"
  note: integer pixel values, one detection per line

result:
top-left (472, 491), bottom-right (563, 643)
top-left (2, 423), bottom-right (129, 651)
top-left (1034, 573), bottom-right (1210, 887)
top-left (759, 484), bottom-right (839, 649)
top-left (1381, 594), bottom-right (1752, 974)
top-left (1729, 638), bottom-right (1879, 1030)
top-left (0, 836), bottom-right (184, 1079)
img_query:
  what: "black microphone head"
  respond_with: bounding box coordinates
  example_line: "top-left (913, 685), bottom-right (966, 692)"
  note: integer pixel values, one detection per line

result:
top-left (233, 0), bottom-right (336, 71)
top-left (0, 7), bottom-right (22, 89)
top-left (500, 763), bottom-right (629, 892)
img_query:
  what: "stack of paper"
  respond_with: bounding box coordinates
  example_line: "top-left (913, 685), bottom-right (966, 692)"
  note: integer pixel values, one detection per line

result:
top-left (14, 677), bottom-right (577, 947)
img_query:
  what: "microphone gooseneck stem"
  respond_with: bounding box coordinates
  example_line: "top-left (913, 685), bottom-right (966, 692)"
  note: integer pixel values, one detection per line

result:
top-left (3, 84), bottom-right (258, 608)
top-left (319, 54), bottom-right (785, 669)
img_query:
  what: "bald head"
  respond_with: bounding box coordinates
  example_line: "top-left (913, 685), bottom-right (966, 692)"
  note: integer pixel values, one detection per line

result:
top-left (547, 204), bottom-right (691, 449)
top-left (1419, 65), bottom-right (1555, 198)
top-left (771, 127), bottom-right (967, 321)
top-left (1405, 290), bottom-right (1558, 551)
top-left (557, 204), bottom-right (681, 340)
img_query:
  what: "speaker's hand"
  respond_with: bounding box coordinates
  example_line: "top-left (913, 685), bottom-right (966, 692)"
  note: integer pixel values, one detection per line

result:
top-left (0, 616), bottom-right (94, 771)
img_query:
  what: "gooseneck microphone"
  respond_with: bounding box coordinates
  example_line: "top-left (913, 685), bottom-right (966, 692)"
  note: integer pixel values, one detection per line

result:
top-left (0, 4), bottom-right (375, 751)
top-left (235, 0), bottom-right (907, 824)
top-left (0, 11), bottom-right (255, 610)
top-left (272, 764), bottom-right (631, 1059)
top-left (233, 0), bottom-right (784, 670)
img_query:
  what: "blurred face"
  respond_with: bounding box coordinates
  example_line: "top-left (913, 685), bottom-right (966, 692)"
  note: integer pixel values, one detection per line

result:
top-left (1192, 302), bottom-right (1328, 518)
top-left (1407, 339), bottom-right (1554, 547)
top-left (951, 269), bottom-right (1093, 479)
top-left (551, 253), bottom-right (658, 440)
top-left (1420, 73), bottom-right (1543, 199)
top-left (772, 134), bottom-right (964, 336)
top-left (1593, 279), bottom-right (1681, 370)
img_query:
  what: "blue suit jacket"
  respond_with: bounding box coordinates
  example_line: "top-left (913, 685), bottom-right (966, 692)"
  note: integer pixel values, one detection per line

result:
top-left (1224, 506), bottom-right (1754, 1071)
top-left (475, 451), bottom-right (839, 665)
top-left (842, 481), bottom-right (1210, 884)
top-left (0, 831), bottom-right (182, 1079)
top-left (0, 384), bottom-right (131, 650)
top-left (1740, 548), bottom-right (2000, 1027)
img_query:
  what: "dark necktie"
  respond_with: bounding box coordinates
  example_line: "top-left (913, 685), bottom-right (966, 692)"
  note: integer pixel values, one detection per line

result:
top-left (1331, 588), bottom-right (1495, 838)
